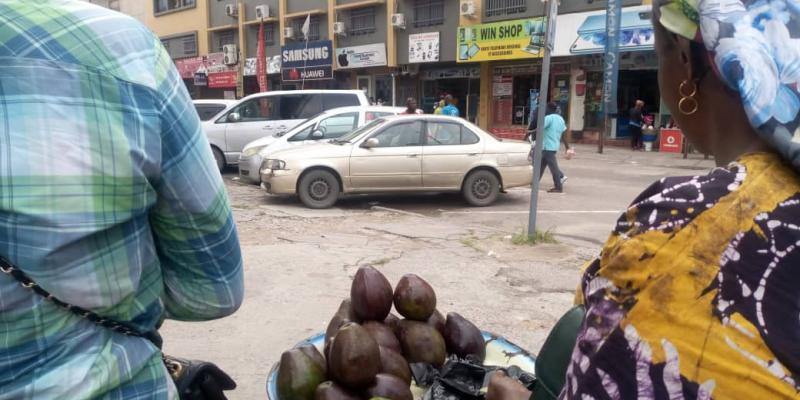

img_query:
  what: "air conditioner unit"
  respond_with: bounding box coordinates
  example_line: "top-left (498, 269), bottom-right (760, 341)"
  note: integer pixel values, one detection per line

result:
top-left (333, 21), bottom-right (346, 36)
top-left (225, 4), bottom-right (238, 17)
top-left (222, 44), bottom-right (238, 65)
top-left (391, 13), bottom-right (406, 29)
top-left (283, 27), bottom-right (295, 39)
top-left (255, 5), bottom-right (271, 19)
top-left (460, 0), bottom-right (476, 17)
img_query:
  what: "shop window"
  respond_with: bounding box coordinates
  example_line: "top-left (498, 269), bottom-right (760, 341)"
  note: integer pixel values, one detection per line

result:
top-left (485, 0), bottom-right (526, 17)
top-left (263, 23), bottom-right (276, 46)
top-left (414, 0), bottom-right (444, 27)
top-left (154, 0), bottom-right (195, 14)
top-left (291, 16), bottom-right (321, 41)
top-left (161, 33), bottom-right (198, 59)
top-left (216, 30), bottom-right (235, 52)
top-left (349, 8), bottom-right (376, 36)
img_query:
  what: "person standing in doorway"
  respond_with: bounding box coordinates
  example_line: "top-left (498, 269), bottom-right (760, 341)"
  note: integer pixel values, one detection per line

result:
top-left (441, 95), bottom-right (461, 117)
top-left (540, 102), bottom-right (570, 193)
top-left (629, 99), bottom-right (645, 150)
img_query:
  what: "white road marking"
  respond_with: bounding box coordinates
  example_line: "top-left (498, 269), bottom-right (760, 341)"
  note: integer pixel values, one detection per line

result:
top-left (439, 210), bottom-right (622, 215)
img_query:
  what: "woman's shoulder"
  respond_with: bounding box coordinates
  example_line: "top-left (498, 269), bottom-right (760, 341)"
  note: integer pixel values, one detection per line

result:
top-left (615, 153), bottom-right (799, 237)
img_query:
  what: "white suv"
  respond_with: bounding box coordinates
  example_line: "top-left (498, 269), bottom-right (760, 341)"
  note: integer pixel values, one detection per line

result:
top-left (203, 90), bottom-right (369, 170)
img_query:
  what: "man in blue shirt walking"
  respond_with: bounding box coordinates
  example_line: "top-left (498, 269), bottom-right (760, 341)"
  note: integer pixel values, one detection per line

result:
top-left (441, 95), bottom-right (461, 117)
top-left (539, 102), bottom-right (571, 193)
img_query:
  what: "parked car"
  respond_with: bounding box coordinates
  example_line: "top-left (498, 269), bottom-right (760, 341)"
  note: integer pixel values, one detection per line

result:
top-left (192, 99), bottom-right (237, 121)
top-left (238, 106), bottom-right (405, 184)
top-left (204, 90), bottom-right (370, 171)
top-left (259, 115), bottom-right (533, 209)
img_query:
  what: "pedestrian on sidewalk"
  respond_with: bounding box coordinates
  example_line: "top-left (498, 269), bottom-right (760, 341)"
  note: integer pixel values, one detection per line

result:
top-left (538, 102), bottom-right (571, 193)
top-left (0, 2), bottom-right (243, 399)
top-left (488, 0), bottom-right (800, 398)
top-left (441, 94), bottom-right (461, 117)
top-left (401, 97), bottom-right (423, 115)
top-left (629, 99), bottom-right (645, 150)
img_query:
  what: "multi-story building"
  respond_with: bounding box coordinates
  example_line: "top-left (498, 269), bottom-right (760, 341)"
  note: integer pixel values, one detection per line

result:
top-left (144, 0), bottom-right (659, 138)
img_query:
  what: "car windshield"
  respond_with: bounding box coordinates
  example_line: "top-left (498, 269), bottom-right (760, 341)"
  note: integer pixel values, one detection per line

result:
top-left (280, 116), bottom-right (319, 138)
top-left (333, 118), bottom-right (386, 143)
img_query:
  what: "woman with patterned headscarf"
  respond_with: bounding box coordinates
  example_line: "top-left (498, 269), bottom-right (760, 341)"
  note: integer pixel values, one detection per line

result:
top-left (486, 1), bottom-right (800, 399)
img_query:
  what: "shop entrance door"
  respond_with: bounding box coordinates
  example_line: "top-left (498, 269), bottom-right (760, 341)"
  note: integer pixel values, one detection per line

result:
top-left (357, 75), bottom-right (374, 104)
top-left (421, 78), bottom-right (480, 121)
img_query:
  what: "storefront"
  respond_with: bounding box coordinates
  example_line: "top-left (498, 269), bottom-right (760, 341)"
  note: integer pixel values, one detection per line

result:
top-left (554, 5), bottom-right (661, 139)
top-left (174, 53), bottom-right (239, 100)
top-left (457, 16), bottom-right (552, 136)
top-left (417, 65), bottom-right (480, 121)
top-left (335, 43), bottom-right (392, 105)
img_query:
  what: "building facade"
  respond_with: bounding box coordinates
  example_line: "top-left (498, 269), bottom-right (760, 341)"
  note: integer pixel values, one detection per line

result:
top-left (144, 0), bottom-right (659, 138)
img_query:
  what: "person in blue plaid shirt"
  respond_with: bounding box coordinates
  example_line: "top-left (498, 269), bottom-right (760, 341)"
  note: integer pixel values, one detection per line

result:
top-left (0, 1), bottom-right (244, 398)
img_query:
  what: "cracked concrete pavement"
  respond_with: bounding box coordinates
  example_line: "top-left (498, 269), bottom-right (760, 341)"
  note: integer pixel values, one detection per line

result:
top-left (159, 145), bottom-right (716, 399)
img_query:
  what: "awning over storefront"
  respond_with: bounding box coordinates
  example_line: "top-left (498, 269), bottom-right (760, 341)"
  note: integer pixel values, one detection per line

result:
top-left (553, 5), bottom-right (653, 58)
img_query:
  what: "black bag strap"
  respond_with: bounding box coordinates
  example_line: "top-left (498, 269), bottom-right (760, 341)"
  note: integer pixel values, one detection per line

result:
top-left (0, 255), bottom-right (151, 339)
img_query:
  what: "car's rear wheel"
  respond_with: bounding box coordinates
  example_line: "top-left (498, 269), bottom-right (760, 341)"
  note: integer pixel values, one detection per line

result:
top-left (463, 170), bottom-right (500, 207)
top-left (212, 147), bottom-right (225, 172)
top-left (298, 169), bottom-right (340, 209)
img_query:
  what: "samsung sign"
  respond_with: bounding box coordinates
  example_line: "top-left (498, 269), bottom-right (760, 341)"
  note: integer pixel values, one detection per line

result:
top-left (281, 40), bottom-right (333, 81)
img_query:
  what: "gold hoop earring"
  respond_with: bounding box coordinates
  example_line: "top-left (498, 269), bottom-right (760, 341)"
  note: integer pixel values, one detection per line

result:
top-left (679, 80), bottom-right (699, 115)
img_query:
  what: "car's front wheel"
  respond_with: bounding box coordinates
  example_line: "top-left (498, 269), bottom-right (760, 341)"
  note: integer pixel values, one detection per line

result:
top-left (462, 170), bottom-right (500, 207)
top-left (298, 169), bottom-right (340, 209)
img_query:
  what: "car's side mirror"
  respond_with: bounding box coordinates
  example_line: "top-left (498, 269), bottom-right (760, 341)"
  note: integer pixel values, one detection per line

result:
top-left (310, 130), bottom-right (325, 140)
top-left (361, 138), bottom-right (380, 148)
top-left (227, 112), bottom-right (241, 123)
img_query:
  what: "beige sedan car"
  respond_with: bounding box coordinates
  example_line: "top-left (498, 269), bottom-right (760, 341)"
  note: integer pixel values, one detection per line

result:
top-left (259, 115), bottom-right (533, 209)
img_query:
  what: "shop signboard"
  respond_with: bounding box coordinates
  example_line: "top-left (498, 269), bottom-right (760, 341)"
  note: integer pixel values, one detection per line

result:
top-left (603, 0), bottom-right (623, 114)
top-left (493, 76), bottom-right (513, 97)
top-left (421, 67), bottom-right (480, 80)
top-left (457, 17), bottom-right (547, 62)
top-left (208, 71), bottom-right (238, 88)
top-left (660, 129), bottom-right (684, 153)
top-left (193, 69), bottom-right (208, 86)
top-left (174, 56), bottom-right (205, 79)
top-left (553, 5), bottom-right (654, 58)
top-left (336, 43), bottom-right (387, 69)
top-left (409, 32), bottom-right (440, 63)
top-left (244, 56), bottom-right (281, 76)
top-left (281, 40), bottom-right (333, 81)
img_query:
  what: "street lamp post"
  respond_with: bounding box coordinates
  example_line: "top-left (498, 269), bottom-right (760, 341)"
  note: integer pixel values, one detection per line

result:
top-left (527, 0), bottom-right (558, 240)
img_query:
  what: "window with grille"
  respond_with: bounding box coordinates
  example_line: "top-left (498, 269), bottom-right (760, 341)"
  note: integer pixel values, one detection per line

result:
top-left (216, 30), bottom-right (235, 52)
top-left (349, 7), bottom-right (376, 35)
top-left (485, 0), bottom-right (526, 17)
top-left (154, 0), bottom-right (195, 14)
top-left (413, 0), bottom-right (444, 27)
top-left (291, 16), bottom-right (321, 41)
top-left (161, 33), bottom-right (198, 59)
top-left (264, 23), bottom-right (276, 45)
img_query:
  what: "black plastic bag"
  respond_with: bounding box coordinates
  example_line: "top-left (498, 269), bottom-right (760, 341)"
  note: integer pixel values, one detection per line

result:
top-left (418, 357), bottom-right (536, 400)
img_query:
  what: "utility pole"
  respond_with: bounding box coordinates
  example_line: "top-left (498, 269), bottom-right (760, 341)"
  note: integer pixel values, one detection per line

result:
top-left (528, 0), bottom-right (558, 239)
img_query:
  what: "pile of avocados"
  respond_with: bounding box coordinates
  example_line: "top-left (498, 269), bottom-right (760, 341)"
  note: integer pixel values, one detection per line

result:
top-left (277, 266), bottom-right (486, 400)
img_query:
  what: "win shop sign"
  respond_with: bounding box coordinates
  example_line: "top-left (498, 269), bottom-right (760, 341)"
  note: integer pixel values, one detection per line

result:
top-left (281, 40), bottom-right (333, 81)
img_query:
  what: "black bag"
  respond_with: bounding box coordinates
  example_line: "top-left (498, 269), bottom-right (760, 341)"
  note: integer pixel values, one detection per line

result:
top-left (0, 256), bottom-right (236, 400)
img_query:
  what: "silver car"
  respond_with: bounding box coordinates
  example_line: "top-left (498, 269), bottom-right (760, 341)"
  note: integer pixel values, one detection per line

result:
top-left (238, 106), bottom-right (404, 184)
top-left (260, 115), bottom-right (533, 208)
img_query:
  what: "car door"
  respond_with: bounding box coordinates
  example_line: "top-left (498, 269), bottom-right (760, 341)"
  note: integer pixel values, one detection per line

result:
top-left (422, 121), bottom-right (484, 189)
top-left (349, 120), bottom-right (424, 191)
top-left (223, 96), bottom-right (280, 158)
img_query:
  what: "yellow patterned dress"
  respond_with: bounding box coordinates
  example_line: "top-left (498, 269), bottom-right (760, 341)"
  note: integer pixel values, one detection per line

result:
top-left (562, 153), bottom-right (800, 399)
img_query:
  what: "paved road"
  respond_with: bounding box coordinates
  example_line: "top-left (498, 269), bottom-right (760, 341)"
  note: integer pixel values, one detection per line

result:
top-left (159, 145), bottom-right (716, 399)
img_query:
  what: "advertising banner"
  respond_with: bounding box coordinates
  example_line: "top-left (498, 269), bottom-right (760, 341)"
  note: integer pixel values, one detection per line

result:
top-left (244, 56), bottom-right (281, 76)
top-left (409, 32), bottom-right (440, 63)
top-left (603, 0), bottom-right (623, 114)
top-left (336, 43), bottom-right (387, 69)
top-left (553, 5), bottom-right (654, 58)
top-left (457, 18), bottom-right (547, 62)
top-left (281, 40), bottom-right (333, 81)
top-left (208, 71), bottom-right (238, 88)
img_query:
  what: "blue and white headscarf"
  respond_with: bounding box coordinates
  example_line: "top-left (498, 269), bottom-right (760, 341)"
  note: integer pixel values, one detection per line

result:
top-left (660, 0), bottom-right (800, 169)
